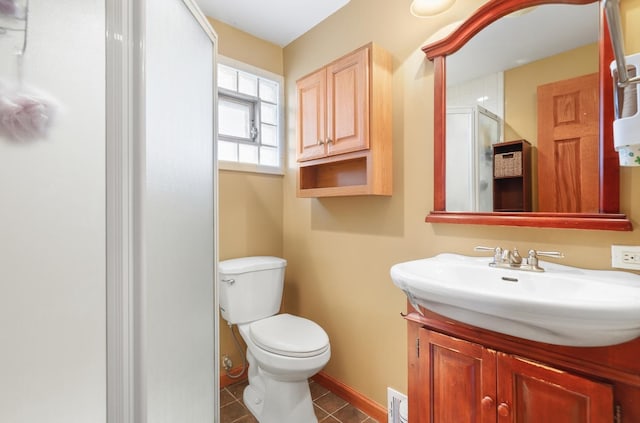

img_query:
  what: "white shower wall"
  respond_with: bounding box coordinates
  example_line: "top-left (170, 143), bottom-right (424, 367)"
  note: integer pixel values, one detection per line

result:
top-left (0, 1), bottom-right (107, 422)
top-left (447, 72), bottom-right (504, 117)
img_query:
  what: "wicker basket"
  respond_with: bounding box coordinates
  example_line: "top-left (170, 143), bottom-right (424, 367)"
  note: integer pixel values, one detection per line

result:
top-left (494, 151), bottom-right (522, 177)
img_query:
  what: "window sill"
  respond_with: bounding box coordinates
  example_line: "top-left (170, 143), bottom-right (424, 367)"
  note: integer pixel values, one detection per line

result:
top-left (218, 161), bottom-right (284, 176)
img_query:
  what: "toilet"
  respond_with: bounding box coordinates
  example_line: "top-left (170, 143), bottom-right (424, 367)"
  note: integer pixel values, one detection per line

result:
top-left (219, 256), bottom-right (331, 423)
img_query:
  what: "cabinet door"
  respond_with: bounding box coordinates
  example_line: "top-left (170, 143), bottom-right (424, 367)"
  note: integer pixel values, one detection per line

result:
top-left (297, 68), bottom-right (327, 161)
top-left (420, 329), bottom-right (497, 423)
top-left (326, 46), bottom-right (369, 156)
top-left (497, 353), bottom-right (613, 423)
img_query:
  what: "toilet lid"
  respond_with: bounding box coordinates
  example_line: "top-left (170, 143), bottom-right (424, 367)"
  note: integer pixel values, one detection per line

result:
top-left (249, 314), bottom-right (329, 358)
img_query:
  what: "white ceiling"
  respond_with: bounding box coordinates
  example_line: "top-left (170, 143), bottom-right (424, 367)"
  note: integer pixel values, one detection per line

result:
top-left (196, 0), bottom-right (351, 47)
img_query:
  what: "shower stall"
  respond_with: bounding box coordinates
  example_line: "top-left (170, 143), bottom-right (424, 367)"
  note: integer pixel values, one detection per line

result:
top-left (446, 105), bottom-right (501, 212)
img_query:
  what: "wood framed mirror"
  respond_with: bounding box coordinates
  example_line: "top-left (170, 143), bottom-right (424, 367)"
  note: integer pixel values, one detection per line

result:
top-left (423, 0), bottom-right (632, 230)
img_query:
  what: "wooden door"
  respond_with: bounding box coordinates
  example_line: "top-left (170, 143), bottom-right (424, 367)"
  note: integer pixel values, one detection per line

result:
top-left (420, 329), bottom-right (497, 423)
top-left (497, 354), bottom-right (613, 423)
top-left (537, 73), bottom-right (599, 212)
top-left (297, 68), bottom-right (327, 161)
top-left (326, 46), bottom-right (369, 156)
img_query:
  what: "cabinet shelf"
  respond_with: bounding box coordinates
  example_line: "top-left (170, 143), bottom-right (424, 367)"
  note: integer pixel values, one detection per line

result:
top-left (299, 156), bottom-right (368, 197)
top-left (493, 175), bottom-right (524, 180)
top-left (493, 140), bottom-right (531, 212)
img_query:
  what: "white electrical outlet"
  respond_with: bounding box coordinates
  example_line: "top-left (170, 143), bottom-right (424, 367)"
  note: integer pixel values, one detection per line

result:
top-left (387, 387), bottom-right (407, 423)
top-left (611, 245), bottom-right (640, 270)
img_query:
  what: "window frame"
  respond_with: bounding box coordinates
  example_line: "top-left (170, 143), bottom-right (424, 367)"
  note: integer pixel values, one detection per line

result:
top-left (218, 92), bottom-right (259, 144)
top-left (217, 56), bottom-right (285, 175)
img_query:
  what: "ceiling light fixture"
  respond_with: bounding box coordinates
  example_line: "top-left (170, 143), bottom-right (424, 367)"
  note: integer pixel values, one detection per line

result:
top-left (410, 0), bottom-right (455, 17)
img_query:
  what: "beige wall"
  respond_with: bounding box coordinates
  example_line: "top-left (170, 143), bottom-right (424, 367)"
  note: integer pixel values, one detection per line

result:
top-left (209, 18), bottom-right (284, 75)
top-left (282, 0), bottom-right (640, 408)
top-left (208, 18), bottom-right (285, 373)
top-left (504, 43), bottom-right (598, 143)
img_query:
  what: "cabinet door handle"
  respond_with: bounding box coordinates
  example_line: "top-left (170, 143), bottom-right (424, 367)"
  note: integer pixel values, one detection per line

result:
top-left (497, 402), bottom-right (510, 417)
top-left (326, 138), bottom-right (333, 144)
top-left (318, 139), bottom-right (325, 145)
top-left (481, 396), bottom-right (494, 409)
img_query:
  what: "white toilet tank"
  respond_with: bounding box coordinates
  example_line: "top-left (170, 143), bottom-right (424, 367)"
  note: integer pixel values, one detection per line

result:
top-left (219, 256), bottom-right (287, 324)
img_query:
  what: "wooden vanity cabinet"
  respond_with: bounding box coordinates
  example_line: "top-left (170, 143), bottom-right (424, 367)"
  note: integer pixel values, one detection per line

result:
top-left (419, 329), bottom-right (497, 423)
top-left (420, 329), bottom-right (613, 423)
top-left (296, 43), bottom-right (392, 197)
top-left (407, 308), bottom-right (640, 423)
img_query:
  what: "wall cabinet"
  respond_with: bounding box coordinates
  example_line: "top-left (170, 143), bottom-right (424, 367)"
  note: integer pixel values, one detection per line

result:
top-left (419, 329), bottom-right (613, 423)
top-left (407, 308), bottom-right (640, 423)
top-left (297, 47), bottom-right (368, 161)
top-left (296, 43), bottom-right (392, 197)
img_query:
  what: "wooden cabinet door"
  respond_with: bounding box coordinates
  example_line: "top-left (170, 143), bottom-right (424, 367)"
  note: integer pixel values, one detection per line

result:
top-left (297, 68), bottom-right (327, 161)
top-left (497, 353), bottom-right (613, 423)
top-left (326, 46), bottom-right (369, 156)
top-left (421, 329), bottom-right (497, 423)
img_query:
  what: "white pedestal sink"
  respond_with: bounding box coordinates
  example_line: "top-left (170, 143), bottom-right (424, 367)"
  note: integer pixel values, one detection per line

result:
top-left (390, 253), bottom-right (640, 347)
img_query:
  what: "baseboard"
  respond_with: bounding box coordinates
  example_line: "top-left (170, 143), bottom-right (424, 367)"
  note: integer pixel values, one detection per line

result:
top-left (220, 365), bottom-right (248, 389)
top-left (312, 371), bottom-right (387, 423)
top-left (220, 366), bottom-right (388, 422)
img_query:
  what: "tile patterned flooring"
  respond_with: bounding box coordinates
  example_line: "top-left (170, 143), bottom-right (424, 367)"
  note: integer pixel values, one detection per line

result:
top-left (220, 379), bottom-right (379, 423)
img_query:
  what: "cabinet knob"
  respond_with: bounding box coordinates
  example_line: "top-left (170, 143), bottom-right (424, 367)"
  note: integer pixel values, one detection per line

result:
top-left (318, 139), bottom-right (325, 145)
top-left (497, 402), bottom-right (510, 417)
top-left (481, 396), bottom-right (494, 409)
top-left (326, 138), bottom-right (333, 144)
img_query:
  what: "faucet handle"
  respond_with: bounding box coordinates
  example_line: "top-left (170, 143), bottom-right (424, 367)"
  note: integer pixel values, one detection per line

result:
top-left (525, 250), bottom-right (563, 271)
top-left (474, 246), bottom-right (503, 263)
top-left (474, 246), bottom-right (501, 253)
top-left (526, 250), bottom-right (563, 268)
top-left (535, 251), bottom-right (564, 259)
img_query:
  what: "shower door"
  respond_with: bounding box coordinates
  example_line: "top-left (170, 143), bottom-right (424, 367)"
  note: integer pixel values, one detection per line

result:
top-left (106, 1), bottom-right (218, 422)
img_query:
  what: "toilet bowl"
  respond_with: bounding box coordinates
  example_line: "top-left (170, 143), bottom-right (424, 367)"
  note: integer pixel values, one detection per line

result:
top-left (238, 314), bottom-right (330, 422)
top-left (219, 257), bottom-right (331, 423)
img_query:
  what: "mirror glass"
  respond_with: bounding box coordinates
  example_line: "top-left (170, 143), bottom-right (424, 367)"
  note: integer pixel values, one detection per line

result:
top-left (445, 2), bottom-right (599, 213)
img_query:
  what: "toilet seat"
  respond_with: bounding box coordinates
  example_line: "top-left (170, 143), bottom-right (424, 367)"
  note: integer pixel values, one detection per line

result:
top-left (249, 313), bottom-right (329, 358)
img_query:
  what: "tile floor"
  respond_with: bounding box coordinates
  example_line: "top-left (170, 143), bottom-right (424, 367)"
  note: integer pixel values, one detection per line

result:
top-left (220, 378), bottom-right (379, 423)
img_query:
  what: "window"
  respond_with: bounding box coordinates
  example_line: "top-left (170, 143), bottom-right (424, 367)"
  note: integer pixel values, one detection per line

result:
top-left (217, 57), bottom-right (284, 174)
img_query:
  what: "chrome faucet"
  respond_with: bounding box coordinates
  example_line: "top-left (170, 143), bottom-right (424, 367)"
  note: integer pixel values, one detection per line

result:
top-left (474, 246), bottom-right (564, 272)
